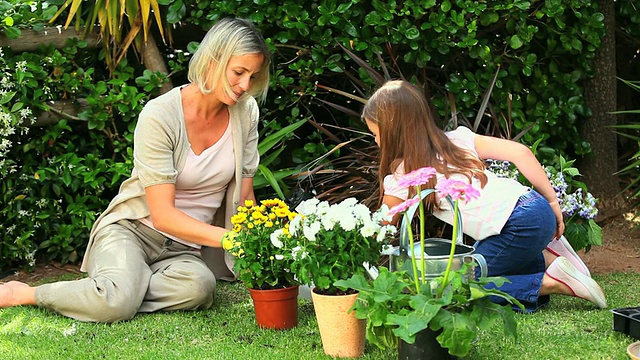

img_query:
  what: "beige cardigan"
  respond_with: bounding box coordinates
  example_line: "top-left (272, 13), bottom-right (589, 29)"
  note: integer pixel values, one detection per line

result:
top-left (81, 87), bottom-right (260, 281)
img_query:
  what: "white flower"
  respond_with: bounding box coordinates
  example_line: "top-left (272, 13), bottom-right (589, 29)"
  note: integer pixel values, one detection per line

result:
top-left (275, 254), bottom-right (284, 260)
top-left (338, 215), bottom-right (357, 231)
top-left (321, 213), bottom-right (336, 230)
top-left (270, 229), bottom-right (284, 248)
top-left (291, 246), bottom-right (307, 259)
top-left (295, 198), bottom-right (319, 215)
top-left (360, 219), bottom-right (378, 238)
top-left (289, 215), bottom-right (302, 235)
top-left (377, 225), bottom-right (396, 243)
top-left (303, 221), bottom-right (321, 241)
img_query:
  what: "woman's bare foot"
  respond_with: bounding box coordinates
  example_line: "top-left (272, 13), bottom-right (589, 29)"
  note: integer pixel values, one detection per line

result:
top-left (0, 281), bottom-right (37, 307)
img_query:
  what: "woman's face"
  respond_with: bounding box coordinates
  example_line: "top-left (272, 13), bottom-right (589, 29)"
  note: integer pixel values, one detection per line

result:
top-left (215, 53), bottom-right (264, 105)
top-left (365, 118), bottom-right (380, 146)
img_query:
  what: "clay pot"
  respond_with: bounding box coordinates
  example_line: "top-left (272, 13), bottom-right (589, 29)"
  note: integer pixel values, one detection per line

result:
top-left (248, 285), bottom-right (299, 330)
top-left (311, 288), bottom-right (366, 358)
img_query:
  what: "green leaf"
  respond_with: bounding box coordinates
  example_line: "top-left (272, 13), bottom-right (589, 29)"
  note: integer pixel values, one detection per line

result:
top-left (479, 12), bottom-right (499, 26)
top-left (258, 119), bottom-right (307, 156)
top-left (433, 311), bottom-right (476, 356)
top-left (509, 35), bottom-right (523, 49)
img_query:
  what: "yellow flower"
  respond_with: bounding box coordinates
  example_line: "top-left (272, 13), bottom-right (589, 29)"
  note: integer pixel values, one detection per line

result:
top-left (231, 212), bottom-right (247, 225)
top-left (265, 221), bottom-right (274, 228)
top-left (274, 208), bottom-right (289, 218)
top-left (247, 223), bottom-right (254, 229)
top-left (261, 199), bottom-right (280, 207)
top-left (221, 233), bottom-right (235, 251)
top-left (244, 199), bottom-right (254, 207)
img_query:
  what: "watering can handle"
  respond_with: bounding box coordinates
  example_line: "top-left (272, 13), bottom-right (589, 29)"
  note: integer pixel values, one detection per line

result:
top-left (467, 253), bottom-right (488, 278)
top-left (399, 189), bottom-right (464, 249)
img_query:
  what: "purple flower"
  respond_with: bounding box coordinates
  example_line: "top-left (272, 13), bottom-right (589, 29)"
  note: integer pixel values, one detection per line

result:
top-left (387, 197), bottom-right (421, 217)
top-left (435, 178), bottom-right (480, 204)
top-left (397, 167), bottom-right (437, 188)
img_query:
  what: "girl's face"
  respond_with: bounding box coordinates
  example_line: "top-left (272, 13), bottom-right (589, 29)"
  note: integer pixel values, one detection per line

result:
top-left (214, 53), bottom-right (264, 105)
top-left (365, 118), bottom-right (380, 146)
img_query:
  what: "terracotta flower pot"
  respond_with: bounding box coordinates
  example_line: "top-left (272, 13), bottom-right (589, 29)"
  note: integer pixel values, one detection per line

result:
top-left (311, 288), bottom-right (366, 358)
top-left (248, 285), bottom-right (299, 330)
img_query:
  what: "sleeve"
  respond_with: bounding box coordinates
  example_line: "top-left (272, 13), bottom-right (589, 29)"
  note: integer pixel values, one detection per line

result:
top-left (133, 101), bottom-right (178, 187)
top-left (241, 98), bottom-right (260, 177)
top-left (383, 173), bottom-right (409, 201)
top-left (447, 126), bottom-right (478, 155)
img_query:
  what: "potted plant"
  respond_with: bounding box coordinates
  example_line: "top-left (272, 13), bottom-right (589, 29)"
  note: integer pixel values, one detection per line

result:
top-left (288, 197), bottom-right (396, 358)
top-left (221, 198), bottom-right (299, 330)
top-left (335, 167), bottom-right (524, 359)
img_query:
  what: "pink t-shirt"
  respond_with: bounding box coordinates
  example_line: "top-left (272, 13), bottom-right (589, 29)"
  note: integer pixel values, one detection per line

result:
top-left (383, 126), bottom-right (529, 240)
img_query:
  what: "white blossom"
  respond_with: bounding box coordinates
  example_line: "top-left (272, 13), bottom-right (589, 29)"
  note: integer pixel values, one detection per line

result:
top-left (270, 229), bottom-right (284, 248)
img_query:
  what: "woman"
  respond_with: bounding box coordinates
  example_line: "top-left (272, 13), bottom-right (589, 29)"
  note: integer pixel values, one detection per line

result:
top-left (362, 80), bottom-right (606, 312)
top-left (0, 18), bottom-right (270, 322)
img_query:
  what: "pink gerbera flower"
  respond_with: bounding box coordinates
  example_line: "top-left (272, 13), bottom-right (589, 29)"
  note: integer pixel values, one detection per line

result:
top-left (397, 167), bottom-right (437, 188)
top-left (435, 178), bottom-right (480, 204)
top-left (387, 197), bottom-right (421, 217)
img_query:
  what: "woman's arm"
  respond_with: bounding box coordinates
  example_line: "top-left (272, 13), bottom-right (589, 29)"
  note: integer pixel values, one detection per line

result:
top-left (145, 183), bottom-right (227, 247)
top-left (474, 134), bottom-right (564, 239)
top-left (240, 177), bottom-right (256, 204)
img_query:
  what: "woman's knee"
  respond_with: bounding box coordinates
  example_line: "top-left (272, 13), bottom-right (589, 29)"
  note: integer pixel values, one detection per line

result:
top-left (165, 266), bottom-right (216, 308)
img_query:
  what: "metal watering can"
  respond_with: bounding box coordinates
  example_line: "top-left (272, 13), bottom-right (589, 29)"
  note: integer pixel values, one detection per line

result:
top-left (388, 189), bottom-right (487, 280)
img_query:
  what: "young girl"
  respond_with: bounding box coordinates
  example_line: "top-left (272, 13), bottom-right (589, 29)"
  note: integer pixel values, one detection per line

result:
top-left (362, 80), bottom-right (606, 312)
top-left (0, 18), bottom-right (270, 322)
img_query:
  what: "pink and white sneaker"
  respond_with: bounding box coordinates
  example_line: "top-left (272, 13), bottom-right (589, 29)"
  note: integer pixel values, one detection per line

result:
top-left (546, 257), bottom-right (606, 309)
top-left (546, 235), bottom-right (591, 277)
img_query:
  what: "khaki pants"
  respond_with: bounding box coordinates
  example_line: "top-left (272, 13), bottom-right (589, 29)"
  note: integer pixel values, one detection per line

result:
top-left (35, 219), bottom-right (216, 322)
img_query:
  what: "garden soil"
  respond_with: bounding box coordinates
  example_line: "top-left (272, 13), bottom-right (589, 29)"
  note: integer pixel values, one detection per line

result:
top-left (1, 212), bottom-right (639, 285)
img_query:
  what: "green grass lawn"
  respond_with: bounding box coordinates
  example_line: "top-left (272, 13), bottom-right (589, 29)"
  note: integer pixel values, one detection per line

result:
top-left (1, 272), bottom-right (638, 359)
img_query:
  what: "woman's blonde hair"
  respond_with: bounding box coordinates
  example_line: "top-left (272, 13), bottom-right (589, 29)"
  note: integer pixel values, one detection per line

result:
top-left (362, 80), bottom-right (487, 208)
top-left (188, 18), bottom-right (271, 103)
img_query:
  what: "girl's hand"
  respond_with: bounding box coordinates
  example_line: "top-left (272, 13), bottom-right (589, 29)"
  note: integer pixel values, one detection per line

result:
top-left (550, 200), bottom-right (565, 240)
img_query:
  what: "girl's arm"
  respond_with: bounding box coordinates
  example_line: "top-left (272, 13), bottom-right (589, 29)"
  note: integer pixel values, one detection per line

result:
top-left (145, 183), bottom-right (227, 247)
top-left (382, 194), bottom-right (404, 226)
top-left (474, 134), bottom-right (564, 239)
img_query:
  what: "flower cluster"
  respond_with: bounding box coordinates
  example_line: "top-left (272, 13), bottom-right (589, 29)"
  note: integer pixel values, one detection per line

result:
top-left (288, 197), bottom-right (396, 295)
top-left (544, 166), bottom-right (598, 220)
top-left (485, 159), bottom-right (520, 180)
top-left (222, 199), bottom-right (298, 290)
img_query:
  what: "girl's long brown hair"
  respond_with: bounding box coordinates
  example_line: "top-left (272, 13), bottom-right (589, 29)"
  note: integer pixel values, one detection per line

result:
top-left (362, 80), bottom-right (487, 209)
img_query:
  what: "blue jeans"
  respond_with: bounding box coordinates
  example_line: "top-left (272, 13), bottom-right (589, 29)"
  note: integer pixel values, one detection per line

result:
top-left (474, 190), bottom-right (555, 313)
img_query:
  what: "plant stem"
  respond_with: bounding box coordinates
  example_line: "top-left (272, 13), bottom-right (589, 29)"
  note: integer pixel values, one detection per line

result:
top-left (418, 186), bottom-right (426, 285)
top-left (439, 199), bottom-right (459, 297)
top-left (405, 212), bottom-right (420, 293)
